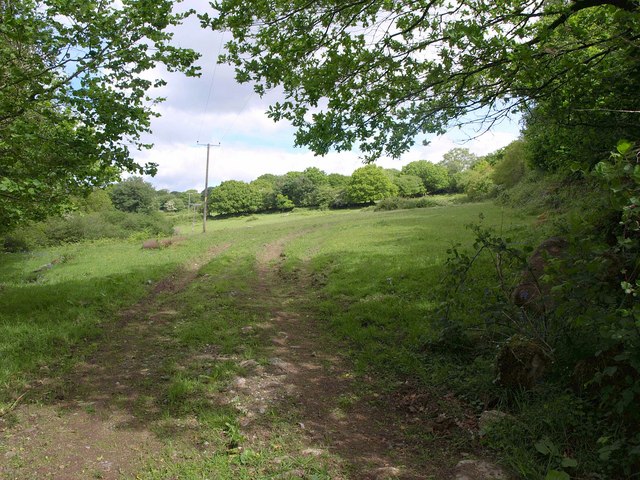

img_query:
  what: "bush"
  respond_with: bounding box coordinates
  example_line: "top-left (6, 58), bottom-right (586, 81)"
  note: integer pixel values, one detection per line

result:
top-left (458, 161), bottom-right (497, 201)
top-left (374, 196), bottom-right (448, 211)
top-left (438, 142), bottom-right (640, 478)
top-left (2, 211), bottom-right (174, 251)
top-left (492, 140), bottom-right (529, 189)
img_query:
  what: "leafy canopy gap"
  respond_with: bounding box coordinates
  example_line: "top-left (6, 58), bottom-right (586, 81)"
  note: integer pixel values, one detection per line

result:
top-left (206, 0), bottom-right (640, 162)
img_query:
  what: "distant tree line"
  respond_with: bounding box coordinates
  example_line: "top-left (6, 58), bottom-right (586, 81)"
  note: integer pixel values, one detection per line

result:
top-left (200, 146), bottom-right (524, 217)
top-left (101, 143), bottom-right (530, 219)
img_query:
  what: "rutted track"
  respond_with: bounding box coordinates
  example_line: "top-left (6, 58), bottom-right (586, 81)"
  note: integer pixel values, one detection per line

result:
top-left (0, 243), bottom-right (232, 480)
top-left (225, 232), bottom-right (432, 479)
top-left (1, 224), bottom-right (458, 479)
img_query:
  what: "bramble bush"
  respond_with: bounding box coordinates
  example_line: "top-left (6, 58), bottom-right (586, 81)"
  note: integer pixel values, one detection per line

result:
top-left (438, 141), bottom-right (640, 478)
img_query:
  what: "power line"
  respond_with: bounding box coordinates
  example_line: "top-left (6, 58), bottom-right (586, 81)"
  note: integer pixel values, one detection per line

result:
top-left (196, 31), bottom-right (226, 143)
top-left (219, 90), bottom-right (254, 145)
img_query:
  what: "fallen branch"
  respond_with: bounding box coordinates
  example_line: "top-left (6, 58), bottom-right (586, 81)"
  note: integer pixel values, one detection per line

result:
top-left (0, 391), bottom-right (28, 418)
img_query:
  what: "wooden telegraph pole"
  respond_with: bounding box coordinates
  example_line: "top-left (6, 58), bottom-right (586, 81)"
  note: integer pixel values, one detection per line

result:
top-left (199, 142), bottom-right (220, 233)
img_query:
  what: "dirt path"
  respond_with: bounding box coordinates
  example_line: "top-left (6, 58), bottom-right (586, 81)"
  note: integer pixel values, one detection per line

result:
top-left (0, 244), bottom-right (232, 480)
top-left (227, 235), bottom-right (450, 479)
top-left (0, 233), bottom-right (466, 479)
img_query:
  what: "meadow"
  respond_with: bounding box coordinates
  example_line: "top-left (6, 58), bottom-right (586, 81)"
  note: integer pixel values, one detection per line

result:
top-left (0, 202), bottom-right (538, 478)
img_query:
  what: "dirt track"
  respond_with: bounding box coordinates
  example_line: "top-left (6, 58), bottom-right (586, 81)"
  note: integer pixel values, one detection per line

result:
top-left (0, 234), bottom-right (456, 479)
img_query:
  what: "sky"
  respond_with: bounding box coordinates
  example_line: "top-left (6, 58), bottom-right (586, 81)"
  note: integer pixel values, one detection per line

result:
top-left (135, 2), bottom-right (521, 193)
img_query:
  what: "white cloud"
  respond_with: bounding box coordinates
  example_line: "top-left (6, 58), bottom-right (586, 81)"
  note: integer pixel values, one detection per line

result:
top-left (132, 1), bottom-right (521, 192)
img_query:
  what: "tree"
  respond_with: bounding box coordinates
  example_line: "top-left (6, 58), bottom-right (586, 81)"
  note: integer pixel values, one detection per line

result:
top-left (109, 177), bottom-right (158, 214)
top-left (492, 140), bottom-right (529, 188)
top-left (440, 148), bottom-right (479, 175)
top-left (274, 193), bottom-right (295, 211)
top-left (208, 180), bottom-right (262, 215)
top-left (206, 1), bottom-right (639, 163)
top-left (458, 160), bottom-right (496, 201)
top-left (0, 0), bottom-right (199, 233)
top-left (250, 177), bottom-right (279, 211)
top-left (401, 161), bottom-right (450, 193)
top-left (326, 173), bottom-right (350, 189)
top-left (393, 175), bottom-right (426, 198)
top-left (347, 165), bottom-right (398, 205)
top-left (76, 189), bottom-right (114, 214)
top-left (161, 197), bottom-right (185, 212)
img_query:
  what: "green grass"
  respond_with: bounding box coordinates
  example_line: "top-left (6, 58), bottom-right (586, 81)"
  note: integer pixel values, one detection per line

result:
top-left (1, 202), bottom-right (540, 478)
top-left (280, 204), bottom-right (533, 382)
top-left (0, 233), bottom-right (222, 404)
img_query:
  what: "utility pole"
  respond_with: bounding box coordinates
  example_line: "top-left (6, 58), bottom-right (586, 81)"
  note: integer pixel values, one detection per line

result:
top-left (199, 142), bottom-right (220, 233)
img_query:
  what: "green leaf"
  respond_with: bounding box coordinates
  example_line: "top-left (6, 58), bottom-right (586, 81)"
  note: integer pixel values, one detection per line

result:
top-left (617, 139), bottom-right (634, 155)
top-left (561, 457), bottom-right (578, 468)
top-left (535, 438), bottom-right (553, 455)
top-left (545, 471), bottom-right (570, 480)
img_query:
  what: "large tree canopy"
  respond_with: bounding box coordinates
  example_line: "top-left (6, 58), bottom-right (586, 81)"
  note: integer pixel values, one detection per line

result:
top-left (206, 0), bottom-right (640, 161)
top-left (0, 0), bottom-right (199, 232)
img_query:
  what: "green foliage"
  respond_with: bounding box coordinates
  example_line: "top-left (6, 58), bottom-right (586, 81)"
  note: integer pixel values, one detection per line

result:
top-left (401, 160), bottom-right (450, 194)
top-left (481, 147), bottom-right (507, 167)
top-left (308, 185), bottom-right (343, 209)
top-left (75, 189), bottom-right (114, 214)
top-left (374, 195), bottom-right (462, 211)
top-left (440, 148), bottom-right (479, 175)
top-left (392, 174), bottom-right (426, 198)
top-left (521, 6), bottom-right (640, 172)
top-left (249, 177), bottom-right (279, 211)
top-left (346, 165), bottom-right (398, 205)
top-left (2, 211), bottom-right (174, 251)
top-left (0, 0), bottom-right (199, 231)
top-left (280, 168), bottom-right (329, 207)
top-left (492, 140), bottom-right (529, 189)
top-left (458, 161), bottom-right (497, 201)
top-left (438, 142), bottom-right (640, 477)
top-left (109, 177), bottom-right (158, 214)
top-left (325, 173), bottom-right (350, 188)
top-left (207, 1), bottom-right (640, 162)
top-left (162, 198), bottom-right (185, 212)
top-left (274, 193), bottom-right (295, 211)
top-left (208, 180), bottom-right (262, 216)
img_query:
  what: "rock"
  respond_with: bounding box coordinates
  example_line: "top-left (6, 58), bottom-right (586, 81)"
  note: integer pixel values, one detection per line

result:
top-left (495, 335), bottom-right (551, 389)
top-left (269, 357), bottom-right (288, 369)
top-left (33, 263), bottom-right (53, 273)
top-left (478, 410), bottom-right (509, 436)
top-left (274, 469), bottom-right (305, 479)
top-left (142, 239), bottom-right (161, 249)
top-left (142, 238), bottom-right (173, 249)
top-left (571, 343), bottom-right (640, 403)
top-left (453, 459), bottom-right (508, 480)
top-left (239, 359), bottom-right (259, 369)
top-left (511, 237), bottom-right (567, 313)
top-left (370, 466), bottom-right (401, 479)
top-left (233, 377), bottom-right (247, 389)
top-left (301, 448), bottom-right (325, 457)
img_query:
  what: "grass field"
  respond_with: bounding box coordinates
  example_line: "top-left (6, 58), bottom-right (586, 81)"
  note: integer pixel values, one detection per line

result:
top-left (0, 202), bottom-right (537, 478)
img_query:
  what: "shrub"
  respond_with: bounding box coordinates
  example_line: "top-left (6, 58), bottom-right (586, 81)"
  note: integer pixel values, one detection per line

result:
top-left (492, 140), bottom-right (529, 189)
top-left (374, 196), bottom-right (441, 211)
top-left (2, 211), bottom-right (174, 251)
top-left (438, 142), bottom-right (640, 478)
